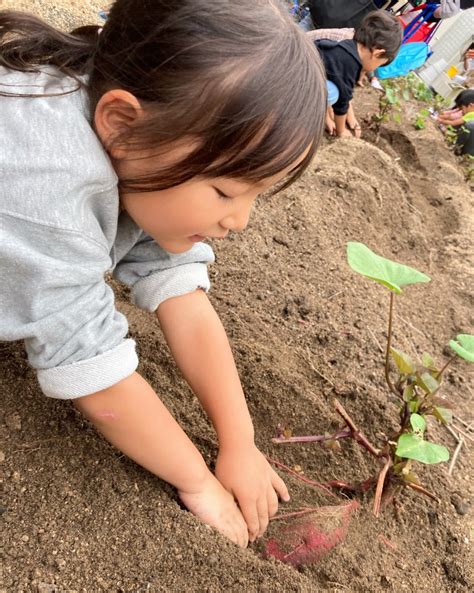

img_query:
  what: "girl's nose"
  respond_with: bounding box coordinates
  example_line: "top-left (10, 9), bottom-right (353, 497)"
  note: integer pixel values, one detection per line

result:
top-left (220, 202), bottom-right (253, 232)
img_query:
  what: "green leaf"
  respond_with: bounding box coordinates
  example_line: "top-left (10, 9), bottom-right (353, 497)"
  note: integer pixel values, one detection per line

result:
top-left (385, 87), bottom-right (397, 104)
top-left (403, 385), bottom-right (414, 402)
top-left (417, 372), bottom-right (439, 394)
top-left (409, 400), bottom-right (420, 413)
top-left (422, 352), bottom-right (437, 371)
top-left (396, 434), bottom-right (449, 464)
top-left (449, 334), bottom-right (474, 362)
top-left (432, 406), bottom-right (453, 425)
top-left (410, 413), bottom-right (426, 435)
top-left (390, 348), bottom-right (415, 374)
top-left (346, 242), bottom-right (431, 294)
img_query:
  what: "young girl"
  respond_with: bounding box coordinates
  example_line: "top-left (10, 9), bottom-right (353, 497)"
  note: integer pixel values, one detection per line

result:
top-left (0, 0), bottom-right (326, 547)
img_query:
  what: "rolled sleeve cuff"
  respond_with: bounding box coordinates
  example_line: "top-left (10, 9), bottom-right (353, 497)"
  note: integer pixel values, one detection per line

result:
top-left (37, 339), bottom-right (138, 399)
top-left (131, 262), bottom-right (211, 312)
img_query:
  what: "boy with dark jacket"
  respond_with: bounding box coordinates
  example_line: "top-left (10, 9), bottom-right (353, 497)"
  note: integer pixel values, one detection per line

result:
top-left (315, 11), bottom-right (402, 138)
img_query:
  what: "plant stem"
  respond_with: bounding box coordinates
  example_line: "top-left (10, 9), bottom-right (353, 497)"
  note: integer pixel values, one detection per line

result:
top-left (405, 481), bottom-right (439, 502)
top-left (448, 438), bottom-right (464, 476)
top-left (384, 292), bottom-right (399, 397)
top-left (324, 477), bottom-right (376, 493)
top-left (271, 429), bottom-right (351, 445)
top-left (435, 354), bottom-right (457, 380)
top-left (373, 456), bottom-right (392, 517)
top-left (270, 500), bottom-right (359, 522)
top-left (333, 399), bottom-right (380, 457)
top-left (266, 456), bottom-right (337, 498)
top-left (270, 507), bottom-right (325, 521)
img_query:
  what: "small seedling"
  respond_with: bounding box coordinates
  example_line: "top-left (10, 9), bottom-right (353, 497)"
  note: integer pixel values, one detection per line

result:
top-left (273, 242), bottom-right (473, 516)
top-left (414, 108), bottom-right (430, 130)
top-left (372, 74), bottom-right (445, 138)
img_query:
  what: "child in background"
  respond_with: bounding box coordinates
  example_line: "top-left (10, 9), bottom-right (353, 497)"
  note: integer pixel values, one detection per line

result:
top-left (437, 89), bottom-right (474, 120)
top-left (0, 0), bottom-right (326, 547)
top-left (315, 10), bottom-right (402, 138)
top-left (440, 89), bottom-right (474, 155)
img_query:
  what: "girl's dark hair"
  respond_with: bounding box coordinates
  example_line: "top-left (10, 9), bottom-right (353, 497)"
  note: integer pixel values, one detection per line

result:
top-left (354, 10), bottom-right (402, 65)
top-left (455, 89), bottom-right (474, 108)
top-left (0, 1), bottom-right (326, 193)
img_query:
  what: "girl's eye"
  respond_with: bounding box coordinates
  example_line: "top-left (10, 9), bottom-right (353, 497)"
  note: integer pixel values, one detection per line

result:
top-left (214, 187), bottom-right (233, 200)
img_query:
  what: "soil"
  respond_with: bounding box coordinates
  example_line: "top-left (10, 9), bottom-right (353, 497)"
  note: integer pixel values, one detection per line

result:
top-left (1, 2), bottom-right (473, 592)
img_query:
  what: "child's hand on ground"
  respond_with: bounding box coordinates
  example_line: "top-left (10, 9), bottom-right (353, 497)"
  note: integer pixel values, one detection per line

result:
top-left (215, 444), bottom-right (290, 542)
top-left (347, 123), bottom-right (361, 138)
top-left (346, 115), bottom-right (361, 138)
top-left (178, 472), bottom-right (249, 548)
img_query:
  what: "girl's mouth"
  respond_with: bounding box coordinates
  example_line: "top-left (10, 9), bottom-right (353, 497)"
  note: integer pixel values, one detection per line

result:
top-left (189, 234), bottom-right (206, 242)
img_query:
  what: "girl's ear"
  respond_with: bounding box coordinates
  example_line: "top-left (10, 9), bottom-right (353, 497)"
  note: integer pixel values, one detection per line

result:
top-left (94, 90), bottom-right (143, 159)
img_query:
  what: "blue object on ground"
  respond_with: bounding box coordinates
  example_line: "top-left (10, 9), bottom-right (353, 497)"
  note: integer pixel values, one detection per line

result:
top-left (327, 80), bottom-right (340, 106)
top-left (375, 42), bottom-right (429, 79)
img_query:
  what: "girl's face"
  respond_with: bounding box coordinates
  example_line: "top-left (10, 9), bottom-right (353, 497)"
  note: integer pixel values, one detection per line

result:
top-left (95, 90), bottom-right (309, 253)
top-left (118, 159), bottom-right (303, 254)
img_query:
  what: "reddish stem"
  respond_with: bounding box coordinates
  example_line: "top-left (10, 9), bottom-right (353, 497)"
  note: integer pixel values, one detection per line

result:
top-left (271, 429), bottom-right (351, 445)
top-left (270, 507), bottom-right (326, 521)
top-left (384, 292), bottom-right (400, 398)
top-left (405, 481), bottom-right (439, 502)
top-left (435, 354), bottom-right (457, 380)
top-left (324, 477), bottom-right (376, 493)
top-left (266, 456), bottom-right (337, 498)
top-left (333, 399), bottom-right (380, 457)
top-left (373, 456), bottom-right (392, 517)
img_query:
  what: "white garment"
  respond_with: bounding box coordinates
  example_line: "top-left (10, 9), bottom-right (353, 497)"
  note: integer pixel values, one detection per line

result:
top-left (438, 0), bottom-right (461, 18)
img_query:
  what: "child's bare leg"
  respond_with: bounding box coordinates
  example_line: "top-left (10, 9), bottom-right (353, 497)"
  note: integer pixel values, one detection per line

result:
top-left (325, 106), bottom-right (336, 135)
top-left (74, 372), bottom-right (248, 547)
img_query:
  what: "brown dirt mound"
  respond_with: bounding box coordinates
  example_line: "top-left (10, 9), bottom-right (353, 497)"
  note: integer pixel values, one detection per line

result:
top-left (1, 2), bottom-right (473, 592)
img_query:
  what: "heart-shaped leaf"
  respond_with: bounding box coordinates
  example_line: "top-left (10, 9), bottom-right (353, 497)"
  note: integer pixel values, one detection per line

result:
top-left (410, 413), bottom-right (426, 435)
top-left (396, 434), bottom-right (449, 464)
top-left (432, 406), bottom-right (453, 425)
top-left (346, 242), bottom-right (431, 294)
top-left (417, 372), bottom-right (439, 394)
top-left (390, 348), bottom-right (415, 374)
top-left (449, 334), bottom-right (474, 362)
top-left (403, 385), bottom-right (414, 402)
top-left (422, 352), bottom-right (437, 371)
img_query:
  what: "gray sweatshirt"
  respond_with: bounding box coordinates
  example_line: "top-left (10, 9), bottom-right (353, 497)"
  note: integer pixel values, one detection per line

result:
top-left (0, 67), bottom-right (214, 399)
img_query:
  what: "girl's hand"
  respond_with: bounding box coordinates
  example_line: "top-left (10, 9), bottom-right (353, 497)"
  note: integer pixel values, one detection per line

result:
top-left (178, 473), bottom-right (249, 548)
top-left (215, 444), bottom-right (290, 542)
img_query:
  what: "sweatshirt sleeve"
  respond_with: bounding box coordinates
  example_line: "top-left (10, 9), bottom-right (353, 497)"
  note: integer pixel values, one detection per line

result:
top-left (113, 231), bottom-right (215, 312)
top-left (438, 0), bottom-right (460, 18)
top-left (0, 214), bottom-right (138, 400)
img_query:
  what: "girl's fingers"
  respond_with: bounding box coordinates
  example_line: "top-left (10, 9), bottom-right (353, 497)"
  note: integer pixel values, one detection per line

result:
top-left (271, 469), bottom-right (290, 502)
top-left (239, 499), bottom-right (260, 543)
top-left (256, 498), bottom-right (269, 538)
top-left (267, 487), bottom-right (279, 517)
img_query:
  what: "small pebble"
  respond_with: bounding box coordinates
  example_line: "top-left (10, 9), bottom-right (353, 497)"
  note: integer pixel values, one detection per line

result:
top-left (21, 535), bottom-right (29, 543)
top-left (5, 413), bottom-right (22, 430)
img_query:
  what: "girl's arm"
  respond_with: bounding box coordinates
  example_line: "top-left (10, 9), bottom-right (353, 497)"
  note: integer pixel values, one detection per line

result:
top-left (157, 289), bottom-right (289, 542)
top-left (73, 371), bottom-right (248, 547)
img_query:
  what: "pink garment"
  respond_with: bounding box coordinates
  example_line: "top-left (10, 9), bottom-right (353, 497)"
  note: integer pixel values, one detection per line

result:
top-left (306, 28), bottom-right (354, 43)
